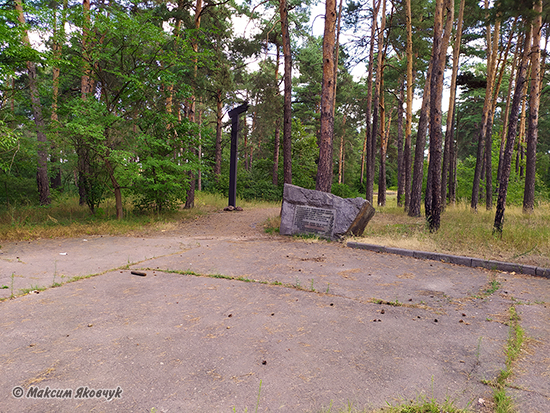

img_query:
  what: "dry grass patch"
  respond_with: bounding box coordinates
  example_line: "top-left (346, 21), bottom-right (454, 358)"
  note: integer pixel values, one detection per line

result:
top-left (355, 198), bottom-right (550, 267)
top-left (0, 192), bottom-right (280, 241)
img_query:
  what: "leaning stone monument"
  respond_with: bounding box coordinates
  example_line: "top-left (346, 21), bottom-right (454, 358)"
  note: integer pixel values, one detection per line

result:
top-left (279, 184), bottom-right (375, 240)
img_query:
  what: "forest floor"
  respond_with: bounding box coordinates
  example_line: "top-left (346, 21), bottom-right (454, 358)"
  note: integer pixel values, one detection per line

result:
top-left (0, 206), bottom-right (548, 412)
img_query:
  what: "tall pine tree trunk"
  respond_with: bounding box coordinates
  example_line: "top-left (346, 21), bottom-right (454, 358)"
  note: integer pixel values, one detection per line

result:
top-left (408, 59), bottom-right (432, 217)
top-left (498, 40), bottom-right (519, 185)
top-left (425, 0), bottom-right (453, 231)
top-left (316, 0), bottom-right (337, 193)
top-left (404, 0), bottom-right (414, 211)
top-left (214, 89), bottom-right (223, 179)
top-left (369, 0), bottom-right (386, 204)
top-left (523, 0), bottom-right (542, 213)
top-left (494, 21), bottom-right (532, 233)
top-left (273, 46), bottom-right (281, 186)
top-left (185, 0), bottom-right (203, 209)
top-left (363, 0), bottom-right (380, 200)
top-left (396, 77), bottom-right (405, 207)
top-left (441, 0), bottom-right (464, 209)
top-left (50, 0), bottom-right (67, 190)
top-left (280, 0), bottom-right (293, 185)
top-left (471, 2), bottom-right (500, 211)
top-left (16, 0), bottom-right (50, 205)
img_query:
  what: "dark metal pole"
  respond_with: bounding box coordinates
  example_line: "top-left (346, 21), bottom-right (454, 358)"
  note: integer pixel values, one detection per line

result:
top-left (228, 103), bottom-right (249, 208)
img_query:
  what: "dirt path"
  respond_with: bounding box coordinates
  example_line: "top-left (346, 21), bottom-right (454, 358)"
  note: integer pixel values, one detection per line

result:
top-left (173, 207), bottom-right (280, 239)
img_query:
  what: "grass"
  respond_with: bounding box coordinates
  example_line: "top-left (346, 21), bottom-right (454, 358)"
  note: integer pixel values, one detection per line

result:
top-left (314, 394), bottom-right (468, 412)
top-left (0, 191), bottom-right (279, 241)
top-left (481, 305), bottom-right (525, 413)
top-left (352, 197), bottom-right (550, 268)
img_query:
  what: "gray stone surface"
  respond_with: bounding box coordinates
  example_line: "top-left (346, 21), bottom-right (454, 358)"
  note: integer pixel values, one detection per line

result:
top-left (279, 184), bottom-right (374, 239)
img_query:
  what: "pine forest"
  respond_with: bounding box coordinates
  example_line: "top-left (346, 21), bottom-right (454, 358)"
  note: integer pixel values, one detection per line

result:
top-left (1, 0), bottom-right (550, 233)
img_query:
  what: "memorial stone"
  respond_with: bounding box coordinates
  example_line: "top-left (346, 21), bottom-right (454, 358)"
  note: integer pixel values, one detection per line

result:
top-left (280, 184), bottom-right (375, 239)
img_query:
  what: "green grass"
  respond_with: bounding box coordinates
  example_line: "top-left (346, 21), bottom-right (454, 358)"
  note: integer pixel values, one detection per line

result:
top-left (0, 191), bottom-right (280, 241)
top-left (482, 305), bottom-right (525, 413)
top-left (314, 394), bottom-right (468, 412)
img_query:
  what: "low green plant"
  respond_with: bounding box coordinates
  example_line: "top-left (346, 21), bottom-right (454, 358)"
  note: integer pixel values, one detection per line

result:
top-left (483, 305), bottom-right (525, 413)
top-left (19, 285), bottom-right (47, 295)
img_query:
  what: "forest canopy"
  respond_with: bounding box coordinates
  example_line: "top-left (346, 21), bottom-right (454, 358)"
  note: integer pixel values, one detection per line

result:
top-left (1, 0), bottom-right (549, 231)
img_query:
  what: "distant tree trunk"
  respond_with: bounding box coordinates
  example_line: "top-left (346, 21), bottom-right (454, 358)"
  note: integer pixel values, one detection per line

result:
top-left (408, 59), bottom-right (432, 217)
top-left (316, 0), bottom-right (337, 193)
top-left (50, 0), bottom-right (67, 190)
top-left (523, 0), bottom-right (542, 213)
top-left (16, 0), bottom-right (50, 206)
top-left (483, 18), bottom-right (502, 211)
top-left (396, 77), bottom-right (405, 207)
top-left (518, 75), bottom-right (529, 178)
top-left (378, 103), bottom-right (393, 207)
top-left (364, 0), bottom-right (380, 200)
top-left (494, 21), bottom-right (532, 233)
top-left (214, 89), bottom-right (223, 179)
top-left (425, 0), bottom-right (453, 231)
top-left (197, 105), bottom-right (202, 191)
top-left (497, 41), bottom-right (519, 185)
top-left (185, 0), bottom-right (204, 209)
top-left (441, 0), bottom-right (464, 209)
top-left (104, 158), bottom-right (123, 220)
top-left (273, 121), bottom-right (281, 185)
top-left (280, 0), bottom-right (292, 185)
top-left (338, 115), bottom-right (347, 184)
top-left (404, 0), bottom-right (414, 210)
top-left (273, 46), bottom-right (281, 186)
top-left (369, 0), bottom-right (386, 205)
top-left (334, 0), bottom-right (345, 187)
top-left (77, 0), bottom-right (93, 206)
top-left (471, 2), bottom-right (500, 211)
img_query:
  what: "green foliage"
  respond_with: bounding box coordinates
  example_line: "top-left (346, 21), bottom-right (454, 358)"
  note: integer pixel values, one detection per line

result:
top-left (455, 135), bottom-right (550, 206)
top-left (331, 183), bottom-right (360, 198)
top-left (132, 113), bottom-right (201, 212)
top-left (0, 120), bottom-right (20, 174)
top-left (291, 120), bottom-right (318, 190)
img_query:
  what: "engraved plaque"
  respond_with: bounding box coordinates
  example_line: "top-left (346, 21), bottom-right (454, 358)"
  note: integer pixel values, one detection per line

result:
top-left (293, 205), bottom-right (335, 238)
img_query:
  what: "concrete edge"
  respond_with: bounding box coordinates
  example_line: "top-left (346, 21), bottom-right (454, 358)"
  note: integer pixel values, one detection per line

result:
top-left (346, 241), bottom-right (550, 279)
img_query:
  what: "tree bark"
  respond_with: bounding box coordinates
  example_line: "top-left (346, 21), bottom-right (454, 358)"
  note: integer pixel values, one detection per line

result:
top-left (316, 0), bottom-right (337, 193)
top-left (494, 22), bottom-right (532, 233)
top-left (185, 0), bottom-right (203, 209)
top-left (214, 89), bottom-right (223, 179)
top-left (16, 0), bottom-right (51, 205)
top-left (497, 39), bottom-right (519, 185)
top-left (408, 59), bottom-right (432, 217)
top-left (523, 0), bottom-right (542, 213)
top-left (279, 0), bottom-right (292, 185)
top-left (273, 45), bottom-right (281, 186)
top-left (50, 0), bottom-right (67, 190)
top-left (104, 158), bottom-right (123, 220)
top-left (369, 0), bottom-right (386, 204)
top-left (404, 0), bottom-right (413, 210)
top-left (441, 0), bottom-right (464, 209)
top-left (425, 0), bottom-right (453, 231)
top-left (364, 0), bottom-right (380, 201)
top-left (471, 2), bottom-right (500, 211)
top-left (396, 77), bottom-right (405, 207)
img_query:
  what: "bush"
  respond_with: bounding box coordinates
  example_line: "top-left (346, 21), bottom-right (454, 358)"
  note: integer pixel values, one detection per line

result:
top-left (331, 183), bottom-right (360, 198)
